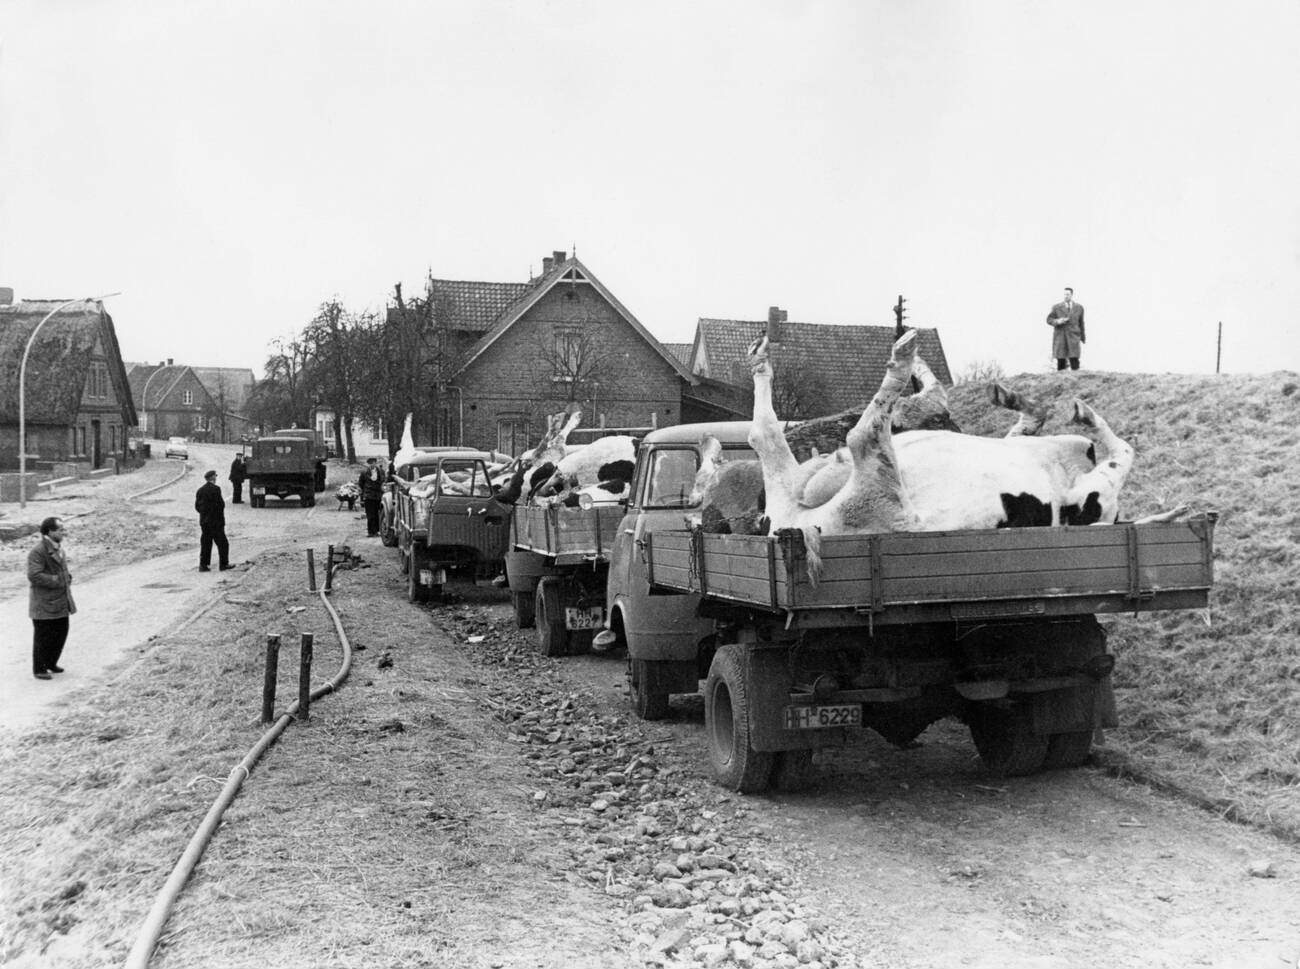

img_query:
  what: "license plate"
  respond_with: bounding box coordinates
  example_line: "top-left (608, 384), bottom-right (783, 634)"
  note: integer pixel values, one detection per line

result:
top-left (564, 606), bottom-right (604, 630)
top-left (784, 704), bottom-right (862, 730)
top-left (252, 487), bottom-right (265, 495)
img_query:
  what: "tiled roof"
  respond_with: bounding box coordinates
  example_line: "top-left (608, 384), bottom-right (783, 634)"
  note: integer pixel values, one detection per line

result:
top-left (428, 278), bottom-right (539, 333)
top-left (697, 318), bottom-right (953, 414)
top-left (191, 367), bottom-right (256, 413)
top-left (0, 300), bottom-right (135, 425)
top-left (664, 343), bottom-right (693, 368)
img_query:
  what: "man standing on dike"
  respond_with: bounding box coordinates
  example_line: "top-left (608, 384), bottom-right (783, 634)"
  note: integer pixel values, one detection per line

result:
top-left (1046, 286), bottom-right (1086, 371)
top-left (28, 517), bottom-right (75, 680)
top-left (195, 470), bottom-right (232, 572)
top-left (358, 457), bottom-right (385, 537)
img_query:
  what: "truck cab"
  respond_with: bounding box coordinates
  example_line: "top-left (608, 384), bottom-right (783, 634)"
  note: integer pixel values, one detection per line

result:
top-left (604, 422), bottom-right (760, 719)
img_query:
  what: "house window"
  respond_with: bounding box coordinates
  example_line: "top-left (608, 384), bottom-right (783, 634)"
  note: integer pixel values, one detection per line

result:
top-left (497, 417), bottom-right (529, 457)
top-left (369, 418), bottom-right (386, 442)
top-left (87, 362), bottom-right (109, 399)
top-left (182, 389), bottom-right (193, 405)
top-left (553, 327), bottom-right (582, 380)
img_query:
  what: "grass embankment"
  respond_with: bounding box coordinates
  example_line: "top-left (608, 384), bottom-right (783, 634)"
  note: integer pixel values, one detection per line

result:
top-left (947, 368), bottom-right (1300, 833)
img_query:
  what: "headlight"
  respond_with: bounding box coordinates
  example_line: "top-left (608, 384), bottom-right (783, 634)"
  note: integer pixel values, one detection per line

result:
top-left (577, 492), bottom-right (594, 510)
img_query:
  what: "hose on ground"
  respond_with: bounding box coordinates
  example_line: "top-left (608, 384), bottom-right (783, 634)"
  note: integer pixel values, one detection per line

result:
top-left (123, 563), bottom-right (354, 969)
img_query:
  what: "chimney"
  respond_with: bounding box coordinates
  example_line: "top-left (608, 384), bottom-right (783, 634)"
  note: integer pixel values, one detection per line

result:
top-left (0, 287), bottom-right (12, 306)
top-left (167, 358), bottom-right (174, 366)
top-left (766, 306), bottom-right (787, 343)
top-left (542, 256), bottom-right (554, 275)
top-left (553, 249), bottom-right (567, 265)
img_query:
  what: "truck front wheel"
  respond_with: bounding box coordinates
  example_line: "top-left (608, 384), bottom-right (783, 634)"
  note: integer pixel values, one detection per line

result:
top-left (535, 578), bottom-right (566, 656)
top-left (704, 644), bottom-right (774, 793)
top-left (408, 552), bottom-right (430, 603)
top-left (968, 702), bottom-right (1048, 776)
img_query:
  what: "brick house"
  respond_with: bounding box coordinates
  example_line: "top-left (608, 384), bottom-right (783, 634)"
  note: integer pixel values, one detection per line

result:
top-left (412, 251), bottom-right (726, 455)
top-left (0, 294), bottom-right (137, 470)
top-left (127, 362), bottom-right (256, 443)
top-left (686, 307), bottom-right (954, 419)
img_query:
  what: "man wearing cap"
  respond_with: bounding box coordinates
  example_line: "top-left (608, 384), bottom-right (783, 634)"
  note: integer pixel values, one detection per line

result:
top-left (28, 516), bottom-right (76, 680)
top-left (358, 457), bottom-right (385, 537)
top-left (195, 470), bottom-right (232, 572)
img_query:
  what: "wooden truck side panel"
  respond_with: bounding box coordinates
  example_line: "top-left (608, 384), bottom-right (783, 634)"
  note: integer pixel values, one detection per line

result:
top-left (646, 516), bottom-right (1215, 623)
top-left (511, 504), bottom-right (625, 565)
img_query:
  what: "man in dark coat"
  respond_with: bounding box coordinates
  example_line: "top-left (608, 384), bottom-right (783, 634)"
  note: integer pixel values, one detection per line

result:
top-left (1046, 286), bottom-right (1086, 371)
top-left (229, 454), bottom-right (247, 504)
top-left (28, 516), bottom-right (76, 680)
top-left (358, 457), bottom-right (385, 537)
top-left (195, 470), bottom-right (232, 571)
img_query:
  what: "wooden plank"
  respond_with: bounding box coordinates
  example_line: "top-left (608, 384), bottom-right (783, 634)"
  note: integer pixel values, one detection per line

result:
top-left (816, 522), bottom-right (1203, 558)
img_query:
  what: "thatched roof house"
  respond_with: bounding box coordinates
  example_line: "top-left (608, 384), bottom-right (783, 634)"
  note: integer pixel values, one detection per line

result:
top-left (0, 296), bottom-right (136, 470)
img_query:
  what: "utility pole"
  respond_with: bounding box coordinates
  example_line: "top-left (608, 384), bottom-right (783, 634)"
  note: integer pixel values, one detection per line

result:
top-left (1216, 321), bottom-right (1222, 374)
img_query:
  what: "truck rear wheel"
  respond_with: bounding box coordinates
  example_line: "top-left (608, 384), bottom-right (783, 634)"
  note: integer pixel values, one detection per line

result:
top-left (1043, 730), bottom-right (1094, 770)
top-left (630, 659), bottom-right (672, 721)
top-left (380, 511), bottom-right (398, 547)
top-left (535, 578), bottom-right (566, 656)
top-left (512, 591), bottom-right (536, 629)
top-left (968, 702), bottom-right (1048, 776)
top-left (705, 644), bottom-right (774, 793)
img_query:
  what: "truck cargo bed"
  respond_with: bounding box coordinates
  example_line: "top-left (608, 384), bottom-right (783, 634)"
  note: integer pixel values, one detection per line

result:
top-left (511, 504), bottom-right (624, 565)
top-left (645, 516), bottom-right (1215, 626)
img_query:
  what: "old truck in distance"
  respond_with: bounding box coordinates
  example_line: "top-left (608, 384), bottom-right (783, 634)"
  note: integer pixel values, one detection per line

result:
top-left (392, 449), bottom-right (511, 602)
top-left (245, 429), bottom-right (328, 507)
top-left (507, 502), bottom-right (624, 656)
top-left (597, 421), bottom-right (1217, 793)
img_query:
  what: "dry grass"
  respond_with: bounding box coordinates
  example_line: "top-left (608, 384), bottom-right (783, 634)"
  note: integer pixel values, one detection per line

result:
top-left (0, 550), bottom-right (621, 969)
top-left (948, 368), bottom-right (1300, 832)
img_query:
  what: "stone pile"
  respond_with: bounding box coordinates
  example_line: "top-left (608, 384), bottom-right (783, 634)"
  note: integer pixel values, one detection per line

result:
top-left (441, 606), bottom-right (859, 969)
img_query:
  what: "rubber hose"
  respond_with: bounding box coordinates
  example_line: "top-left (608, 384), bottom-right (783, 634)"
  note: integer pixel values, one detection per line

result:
top-left (123, 577), bottom-right (354, 969)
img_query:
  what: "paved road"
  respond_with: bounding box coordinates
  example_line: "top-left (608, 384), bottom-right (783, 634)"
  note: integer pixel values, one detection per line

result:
top-left (0, 441), bottom-right (360, 736)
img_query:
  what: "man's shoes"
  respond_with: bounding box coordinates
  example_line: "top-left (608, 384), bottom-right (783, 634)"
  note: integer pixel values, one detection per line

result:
top-left (199, 566), bottom-right (211, 572)
top-left (219, 564), bottom-right (235, 571)
top-left (34, 671), bottom-right (52, 680)
top-left (49, 665), bottom-right (65, 673)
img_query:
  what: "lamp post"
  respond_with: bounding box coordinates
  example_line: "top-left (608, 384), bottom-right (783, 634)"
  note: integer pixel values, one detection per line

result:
top-left (19, 293), bottom-right (120, 508)
top-left (139, 364), bottom-right (171, 439)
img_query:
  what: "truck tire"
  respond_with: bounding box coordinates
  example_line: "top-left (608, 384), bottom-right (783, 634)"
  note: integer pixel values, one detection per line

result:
top-left (968, 702), bottom-right (1049, 777)
top-left (1043, 730), bottom-right (1094, 770)
top-left (380, 511), bottom-right (398, 548)
top-left (705, 644), bottom-right (774, 793)
top-left (630, 659), bottom-right (672, 721)
top-left (302, 492), bottom-right (315, 507)
top-left (399, 547), bottom-right (410, 574)
top-left (513, 591), bottom-right (536, 629)
top-left (535, 578), bottom-right (566, 657)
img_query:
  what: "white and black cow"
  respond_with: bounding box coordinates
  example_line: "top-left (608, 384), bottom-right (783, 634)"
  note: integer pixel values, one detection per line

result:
top-left (493, 408), bottom-right (637, 507)
top-left (703, 331), bottom-right (1135, 580)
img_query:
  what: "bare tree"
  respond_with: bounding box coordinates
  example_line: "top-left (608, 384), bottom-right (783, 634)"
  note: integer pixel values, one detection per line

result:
top-left (955, 359), bottom-right (1008, 385)
top-left (303, 299), bottom-right (363, 462)
top-left (530, 323), bottom-right (629, 424)
top-left (247, 336), bottom-right (314, 432)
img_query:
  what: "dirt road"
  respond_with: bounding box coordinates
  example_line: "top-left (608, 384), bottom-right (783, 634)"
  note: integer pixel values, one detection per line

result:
top-left (1, 459), bottom-right (1297, 968)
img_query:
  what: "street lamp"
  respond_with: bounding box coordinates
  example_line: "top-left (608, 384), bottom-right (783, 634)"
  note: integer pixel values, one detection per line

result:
top-left (139, 363), bottom-right (171, 439)
top-left (19, 293), bottom-right (120, 508)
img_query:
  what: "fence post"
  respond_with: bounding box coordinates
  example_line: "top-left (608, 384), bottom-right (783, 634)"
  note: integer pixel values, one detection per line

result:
top-left (298, 633), bottom-right (313, 721)
top-left (324, 544), bottom-right (335, 592)
top-left (306, 549), bottom-right (317, 591)
top-left (261, 634), bottom-right (280, 724)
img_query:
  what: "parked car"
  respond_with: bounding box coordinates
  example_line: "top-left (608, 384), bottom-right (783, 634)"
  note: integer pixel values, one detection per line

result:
top-left (165, 437), bottom-right (189, 459)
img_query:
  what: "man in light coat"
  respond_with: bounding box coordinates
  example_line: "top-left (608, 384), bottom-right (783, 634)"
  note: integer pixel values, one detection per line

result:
top-left (28, 516), bottom-right (76, 680)
top-left (1047, 286), bottom-right (1086, 371)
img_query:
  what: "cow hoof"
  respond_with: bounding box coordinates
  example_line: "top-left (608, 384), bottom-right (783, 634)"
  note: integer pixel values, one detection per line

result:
top-left (1070, 398), bottom-right (1097, 428)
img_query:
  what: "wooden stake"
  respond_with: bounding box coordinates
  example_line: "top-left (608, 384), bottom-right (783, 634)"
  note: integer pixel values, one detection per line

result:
top-left (261, 635), bottom-right (280, 724)
top-left (306, 549), bottom-right (317, 591)
top-left (298, 633), bottom-right (313, 721)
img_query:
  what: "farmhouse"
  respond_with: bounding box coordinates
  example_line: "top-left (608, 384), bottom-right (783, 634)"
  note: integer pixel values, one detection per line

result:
top-left (686, 307), bottom-right (954, 420)
top-left (0, 294), bottom-right (137, 472)
top-left (127, 362), bottom-right (256, 443)
top-left (402, 250), bottom-right (733, 455)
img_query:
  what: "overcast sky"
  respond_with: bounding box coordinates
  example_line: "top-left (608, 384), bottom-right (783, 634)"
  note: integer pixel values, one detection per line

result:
top-left (3, 1), bottom-right (1298, 378)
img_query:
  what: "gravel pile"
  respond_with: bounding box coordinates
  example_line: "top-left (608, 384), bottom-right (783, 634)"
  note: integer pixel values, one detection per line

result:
top-left (441, 606), bottom-right (861, 969)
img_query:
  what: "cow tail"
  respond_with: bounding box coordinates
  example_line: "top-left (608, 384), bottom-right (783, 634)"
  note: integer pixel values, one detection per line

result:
top-left (800, 525), bottom-right (823, 586)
